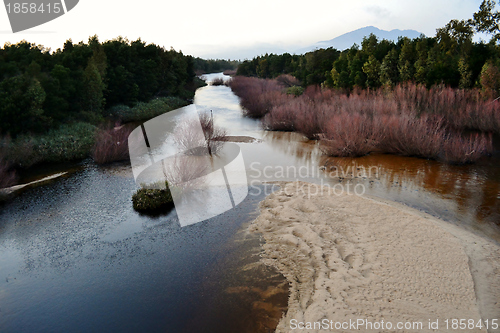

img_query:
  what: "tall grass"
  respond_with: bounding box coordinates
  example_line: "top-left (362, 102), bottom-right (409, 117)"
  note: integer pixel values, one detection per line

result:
top-left (230, 77), bottom-right (498, 164)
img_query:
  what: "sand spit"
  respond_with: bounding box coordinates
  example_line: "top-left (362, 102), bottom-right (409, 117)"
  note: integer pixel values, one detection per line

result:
top-left (250, 182), bottom-right (500, 333)
top-left (0, 172), bottom-right (68, 195)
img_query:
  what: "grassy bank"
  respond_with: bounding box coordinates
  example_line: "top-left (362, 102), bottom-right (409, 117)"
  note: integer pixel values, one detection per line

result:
top-left (229, 76), bottom-right (498, 164)
top-left (108, 97), bottom-right (188, 122)
top-left (0, 95), bottom-right (196, 189)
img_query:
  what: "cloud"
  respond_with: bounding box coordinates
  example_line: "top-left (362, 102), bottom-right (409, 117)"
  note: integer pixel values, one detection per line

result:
top-left (364, 5), bottom-right (392, 19)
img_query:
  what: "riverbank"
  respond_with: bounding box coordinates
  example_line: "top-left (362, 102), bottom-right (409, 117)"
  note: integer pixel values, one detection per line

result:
top-left (250, 181), bottom-right (500, 332)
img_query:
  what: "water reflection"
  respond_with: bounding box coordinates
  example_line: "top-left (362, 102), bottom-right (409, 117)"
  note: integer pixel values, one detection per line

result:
top-left (0, 163), bottom-right (287, 332)
top-left (250, 132), bottom-right (500, 242)
top-left (195, 73), bottom-right (500, 243)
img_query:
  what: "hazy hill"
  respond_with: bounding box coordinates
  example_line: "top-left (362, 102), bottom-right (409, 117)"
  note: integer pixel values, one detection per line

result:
top-left (296, 26), bottom-right (424, 53)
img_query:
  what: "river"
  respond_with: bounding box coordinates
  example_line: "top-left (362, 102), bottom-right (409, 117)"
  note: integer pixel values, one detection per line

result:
top-left (0, 72), bottom-right (499, 332)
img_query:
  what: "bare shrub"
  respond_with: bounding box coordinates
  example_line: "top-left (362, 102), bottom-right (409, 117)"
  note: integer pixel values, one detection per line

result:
top-left (229, 76), bottom-right (284, 117)
top-left (174, 112), bottom-right (228, 156)
top-left (92, 123), bottom-right (132, 164)
top-left (275, 74), bottom-right (301, 88)
top-left (210, 77), bottom-right (225, 86)
top-left (232, 78), bottom-right (500, 163)
top-left (441, 132), bottom-right (493, 164)
top-left (162, 155), bottom-right (210, 191)
top-left (320, 113), bottom-right (377, 157)
top-left (377, 115), bottom-right (445, 159)
top-left (199, 112), bottom-right (228, 155)
top-left (223, 69), bottom-right (237, 76)
top-left (263, 102), bottom-right (296, 132)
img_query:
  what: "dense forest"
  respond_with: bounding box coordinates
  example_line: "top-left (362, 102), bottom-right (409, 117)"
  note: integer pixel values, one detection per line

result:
top-left (0, 36), bottom-right (236, 138)
top-left (0, 36), bottom-right (240, 181)
top-left (237, 0), bottom-right (500, 97)
top-left (192, 58), bottom-right (240, 74)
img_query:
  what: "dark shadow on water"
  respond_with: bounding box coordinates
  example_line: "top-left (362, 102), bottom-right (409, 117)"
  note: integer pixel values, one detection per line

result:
top-left (0, 164), bottom-right (287, 333)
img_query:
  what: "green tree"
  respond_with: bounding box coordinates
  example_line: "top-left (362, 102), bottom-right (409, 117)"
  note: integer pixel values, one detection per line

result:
top-left (458, 57), bottom-right (473, 88)
top-left (473, 0), bottom-right (500, 41)
top-left (83, 58), bottom-right (106, 114)
top-left (414, 38), bottom-right (430, 84)
top-left (398, 38), bottom-right (415, 82)
top-left (480, 60), bottom-right (500, 98)
top-left (0, 75), bottom-right (48, 136)
top-left (363, 55), bottom-right (381, 88)
top-left (331, 53), bottom-right (350, 88)
top-left (380, 49), bottom-right (399, 86)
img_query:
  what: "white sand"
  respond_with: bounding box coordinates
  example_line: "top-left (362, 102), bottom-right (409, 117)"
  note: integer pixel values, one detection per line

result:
top-left (0, 172), bottom-right (67, 195)
top-left (250, 182), bottom-right (500, 333)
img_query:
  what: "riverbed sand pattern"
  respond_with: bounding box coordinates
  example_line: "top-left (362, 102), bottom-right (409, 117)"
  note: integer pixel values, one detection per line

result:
top-left (250, 182), bottom-right (500, 333)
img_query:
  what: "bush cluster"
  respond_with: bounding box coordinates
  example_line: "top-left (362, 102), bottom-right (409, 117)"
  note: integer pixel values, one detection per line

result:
top-left (230, 76), bottom-right (497, 164)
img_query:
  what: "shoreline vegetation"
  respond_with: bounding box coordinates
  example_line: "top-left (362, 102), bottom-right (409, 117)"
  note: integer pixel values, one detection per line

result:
top-left (229, 76), bottom-right (498, 164)
top-left (250, 182), bottom-right (500, 333)
top-left (0, 35), bottom-right (238, 190)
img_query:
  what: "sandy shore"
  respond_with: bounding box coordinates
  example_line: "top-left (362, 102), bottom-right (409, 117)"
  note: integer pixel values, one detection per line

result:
top-left (250, 182), bottom-right (500, 333)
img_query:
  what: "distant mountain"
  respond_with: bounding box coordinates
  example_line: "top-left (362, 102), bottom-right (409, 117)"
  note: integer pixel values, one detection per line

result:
top-left (296, 26), bottom-right (424, 54)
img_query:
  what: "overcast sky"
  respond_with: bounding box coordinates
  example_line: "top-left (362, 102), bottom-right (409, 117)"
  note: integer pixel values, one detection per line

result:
top-left (0, 0), bottom-right (488, 59)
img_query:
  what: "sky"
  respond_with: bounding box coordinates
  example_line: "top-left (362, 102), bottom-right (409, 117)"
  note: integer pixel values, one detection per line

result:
top-left (0, 0), bottom-right (489, 59)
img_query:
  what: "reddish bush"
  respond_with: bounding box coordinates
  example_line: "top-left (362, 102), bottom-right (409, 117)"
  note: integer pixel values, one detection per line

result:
top-left (441, 133), bottom-right (493, 164)
top-left (92, 124), bottom-right (132, 164)
top-left (232, 77), bottom-right (499, 163)
top-left (320, 113), bottom-right (377, 157)
top-left (263, 100), bottom-right (296, 132)
top-left (222, 69), bottom-right (237, 76)
top-left (377, 115), bottom-right (445, 159)
top-left (275, 74), bottom-right (301, 88)
top-left (229, 76), bottom-right (284, 117)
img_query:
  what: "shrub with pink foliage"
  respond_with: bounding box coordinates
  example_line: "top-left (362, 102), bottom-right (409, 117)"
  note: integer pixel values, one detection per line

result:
top-left (232, 77), bottom-right (499, 163)
top-left (320, 113), bottom-right (378, 157)
top-left (275, 74), bottom-right (301, 87)
top-left (263, 100), bottom-right (296, 132)
top-left (377, 115), bottom-right (445, 159)
top-left (229, 76), bottom-right (284, 117)
top-left (441, 133), bottom-right (493, 164)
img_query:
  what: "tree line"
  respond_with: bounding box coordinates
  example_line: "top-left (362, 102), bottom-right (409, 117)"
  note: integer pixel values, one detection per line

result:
top-left (192, 57), bottom-right (240, 74)
top-left (236, 0), bottom-right (500, 97)
top-left (0, 36), bottom-right (229, 138)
